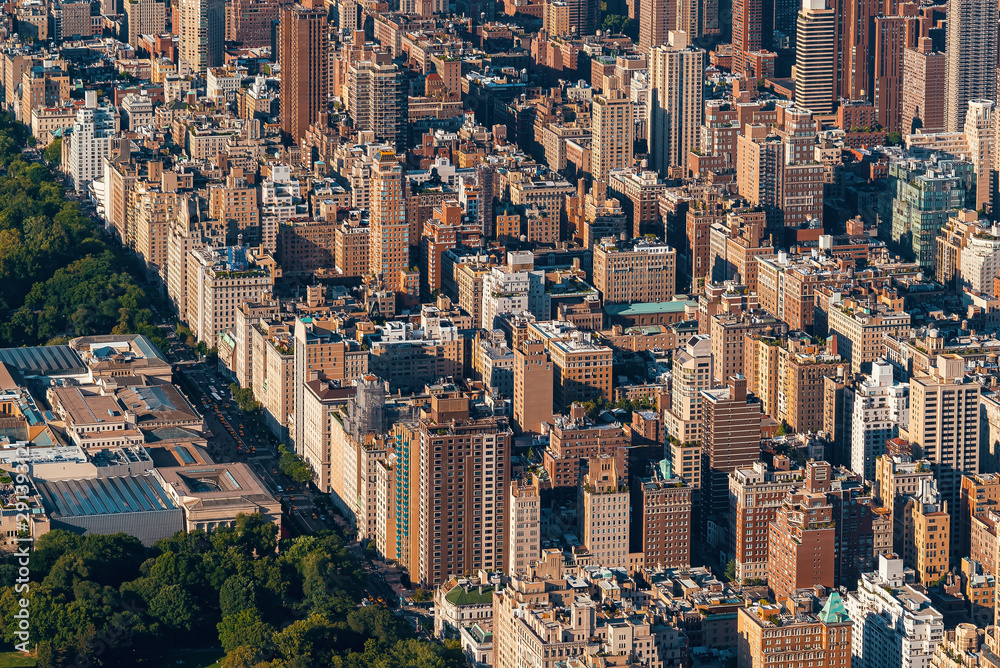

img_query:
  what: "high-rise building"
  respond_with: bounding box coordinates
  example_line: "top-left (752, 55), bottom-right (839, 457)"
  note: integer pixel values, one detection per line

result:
top-left (735, 105), bottom-right (824, 230)
top-left (56, 1), bottom-right (93, 38)
top-left (901, 477), bottom-right (950, 586)
top-left (884, 157), bottom-right (974, 269)
top-left (69, 95), bottom-right (119, 193)
top-left (177, 0), bottom-right (225, 74)
top-left (632, 461), bottom-right (693, 569)
top-left (794, 0), bottom-right (836, 114)
top-left (839, 0), bottom-right (880, 102)
top-left (909, 354), bottom-right (981, 551)
top-left (665, 334), bottom-right (713, 445)
top-left (125, 0), bottom-right (165, 48)
top-left (850, 361), bottom-right (910, 481)
top-left (729, 458), bottom-right (800, 581)
top-left (292, 317), bottom-right (369, 453)
top-left (368, 149), bottom-right (408, 288)
top-left (185, 246), bottom-right (275, 347)
top-left (844, 556), bottom-right (944, 668)
top-left (647, 31), bottom-right (705, 174)
top-left (579, 455), bottom-right (630, 567)
top-left (961, 473), bottom-right (1000, 556)
top-left (591, 85), bottom-right (634, 181)
top-left (827, 298), bottom-right (912, 374)
top-left (732, 0), bottom-right (763, 76)
top-left (512, 340), bottom-right (553, 435)
top-left (508, 474), bottom-right (542, 574)
top-left (964, 99), bottom-right (995, 212)
top-left (415, 392), bottom-right (511, 586)
top-left (529, 322), bottom-right (613, 406)
top-left (543, 404), bottom-right (629, 488)
top-left (902, 37), bottom-right (946, 133)
top-left (639, 0), bottom-right (674, 52)
top-left (701, 375), bottom-right (762, 544)
top-left (227, 0), bottom-right (279, 47)
top-left (945, 0), bottom-right (998, 131)
top-left (767, 461), bottom-right (836, 600)
top-left (346, 55), bottom-right (402, 147)
top-left (873, 11), bottom-right (919, 132)
top-left (279, 0), bottom-right (329, 146)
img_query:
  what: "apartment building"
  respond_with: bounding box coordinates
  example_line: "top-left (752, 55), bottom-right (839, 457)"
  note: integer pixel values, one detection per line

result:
top-left (509, 475), bottom-right (542, 574)
top-left (633, 462), bottom-right (693, 569)
top-left (544, 404), bottom-right (629, 489)
top-left (185, 246), bottom-right (275, 348)
top-left (851, 361), bottom-right (910, 481)
top-left (415, 393), bottom-right (511, 587)
top-left (592, 237), bottom-right (677, 305)
top-left (827, 299), bottom-right (912, 374)
top-left (529, 321), bottom-right (613, 406)
top-left (737, 595), bottom-right (852, 668)
top-left (766, 466), bottom-right (836, 600)
top-left (909, 354), bottom-right (981, 551)
top-left (664, 334), bottom-right (713, 445)
top-left (512, 340), bottom-right (554, 435)
top-left (729, 458), bottom-right (801, 581)
top-left (843, 556), bottom-right (944, 668)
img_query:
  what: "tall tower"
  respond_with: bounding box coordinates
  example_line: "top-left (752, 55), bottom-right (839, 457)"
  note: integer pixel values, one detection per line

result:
top-left (125, 0), bottom-right (165, 48)
top-left (945, 0), bottom-right (998, 131)
top-left (902, 37), bottom-right (946, 133)
top-left (794, 0), bottom-right (836, 114)
top-left (909, 354), bottom-right (981, 553)
top-left (591, 83), bottom-right (634, 181)
top-left (279, 0), bottom-right (329, 146)
top-left (177, 0), bottom-right (225, 73)
top-left (647, 31), bottom-right (705, 174)
top-left (839, 0), bottom-right (879, 101)
top-left (369, 149), bottom-right (407, 287)
top-left (639, 0), bottom-right (674, 53)
top-left (964, 99), bottom-right (995, 212)
top-left (732, 0), bottom-right (761, 76)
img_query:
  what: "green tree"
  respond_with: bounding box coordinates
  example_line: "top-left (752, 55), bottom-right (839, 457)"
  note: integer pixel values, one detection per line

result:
top-left (219, 609), bottom-right (277, 653)
top-left (278, 444), bottom-right (314, 484)
top-left (886, 130), bottom-right (903, 145)
top-left (723, 559), bottom-right (736, 582)
top-left (220, 574), bottom-right (260, 617)
top-left (43, 138), bottom-right (61, 164)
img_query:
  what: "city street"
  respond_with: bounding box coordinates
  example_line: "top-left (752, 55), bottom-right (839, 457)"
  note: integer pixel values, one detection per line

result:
top-left (168, 348), bottom-right (336, 538)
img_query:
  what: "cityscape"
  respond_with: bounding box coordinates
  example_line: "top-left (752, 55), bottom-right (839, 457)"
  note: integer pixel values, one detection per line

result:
top-left (0, 0), bottom-right (999, 665)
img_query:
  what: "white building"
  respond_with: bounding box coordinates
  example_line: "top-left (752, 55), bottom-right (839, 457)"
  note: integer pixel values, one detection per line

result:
top-left (959, 224), bottom-right (1000, 296)
top-left (120, 94), bottom-right (153, 131)
top-left (850, 360), bottom-right (909, 481)
top-left (480, 254), bottom-right (546, 329)
top-left (665, 334), bottom-right (714, 444)
top-left (843, 555), bottom-right (944, 668)
top-left (69, 93), bottom-right (119, 192)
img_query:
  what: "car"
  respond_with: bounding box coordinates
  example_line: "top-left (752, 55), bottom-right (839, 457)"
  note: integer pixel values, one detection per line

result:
top-left (319, 514), bottom-right (326, 521)
top-left (277, 485), bottom-right (283, 493)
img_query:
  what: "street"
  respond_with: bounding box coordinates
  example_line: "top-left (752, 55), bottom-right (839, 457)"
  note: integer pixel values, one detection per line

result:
top-left (165, 341), bottom-right (338, 538)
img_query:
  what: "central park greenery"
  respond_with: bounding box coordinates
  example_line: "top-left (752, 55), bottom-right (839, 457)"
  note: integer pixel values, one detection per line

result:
top-left (0, 518), bottom-right (464, 668)
top-left (0, 113), bottom-right (166, 350)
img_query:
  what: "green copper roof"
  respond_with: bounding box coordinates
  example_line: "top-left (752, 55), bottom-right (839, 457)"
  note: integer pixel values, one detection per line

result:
top-left (818, 592), bottom-right (849, 624)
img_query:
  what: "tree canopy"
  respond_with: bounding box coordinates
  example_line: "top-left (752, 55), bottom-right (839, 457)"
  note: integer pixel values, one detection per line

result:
top-left (0, 517), bottom-right (464, 668)
top-left (0, 113), bottom-right (165, 350)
